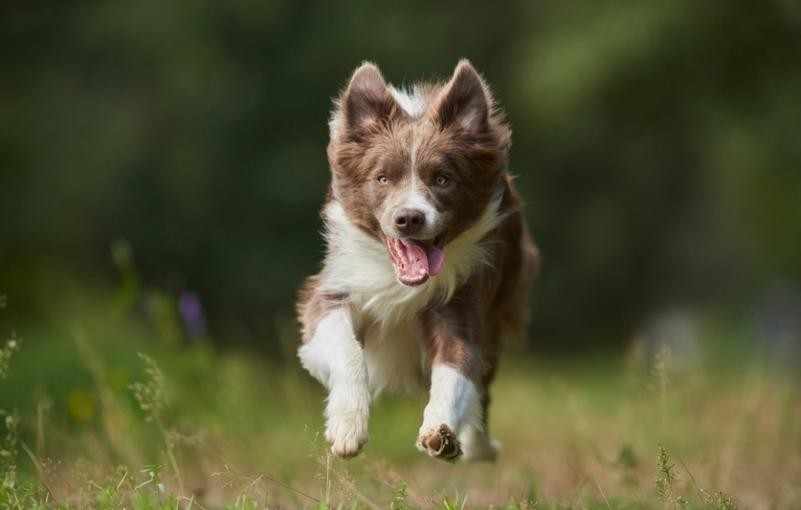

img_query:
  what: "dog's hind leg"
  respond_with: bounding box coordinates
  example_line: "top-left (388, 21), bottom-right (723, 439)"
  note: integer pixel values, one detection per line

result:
top-left (459, 424), bottom-right (501, 462)
top-left (298, 307), bottom-right (371, 459)
top-left (456, 389), bottom-right (499, 461)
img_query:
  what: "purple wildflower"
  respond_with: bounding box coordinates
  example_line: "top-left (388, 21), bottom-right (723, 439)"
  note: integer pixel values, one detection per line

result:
top-left (178, 291), bottom-right (207, 338)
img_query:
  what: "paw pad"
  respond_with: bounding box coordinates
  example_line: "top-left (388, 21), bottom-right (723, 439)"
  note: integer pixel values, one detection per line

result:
top-left (418, 424), bottom-right (462, 461)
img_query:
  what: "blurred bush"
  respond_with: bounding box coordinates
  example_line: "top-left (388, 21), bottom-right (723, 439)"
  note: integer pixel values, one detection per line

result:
top-left (1, 0), bottom-right (799, 352)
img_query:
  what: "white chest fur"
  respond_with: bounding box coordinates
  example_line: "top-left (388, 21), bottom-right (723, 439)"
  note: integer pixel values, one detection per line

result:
top-left (316, 196), bottom-right (503, 394)
top-left (320, 198), bottom-right (502, 317)
top-left (358, 316), bottom-right (427, 395)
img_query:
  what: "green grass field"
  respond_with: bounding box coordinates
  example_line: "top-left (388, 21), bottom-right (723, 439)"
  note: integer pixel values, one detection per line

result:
top-left (1, 291), bottom-right (799, 509)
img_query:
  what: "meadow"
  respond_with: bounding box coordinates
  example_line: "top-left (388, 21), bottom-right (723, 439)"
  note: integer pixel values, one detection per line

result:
top-left (2, 1), bottom-right (800, 508)
top-left (1, 286), bottom-right (799, 510)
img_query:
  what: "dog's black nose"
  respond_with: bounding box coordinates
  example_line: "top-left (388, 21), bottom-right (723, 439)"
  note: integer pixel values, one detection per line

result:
top-left (394, 208), bottom-right (425, 235)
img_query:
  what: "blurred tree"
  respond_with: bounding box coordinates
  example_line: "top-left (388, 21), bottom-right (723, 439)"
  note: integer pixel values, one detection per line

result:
top-left (1, 0), bottom-right (799, 353)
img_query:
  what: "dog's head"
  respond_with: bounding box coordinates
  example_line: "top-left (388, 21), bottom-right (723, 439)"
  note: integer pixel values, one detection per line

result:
top-left (327, 60), bottom-right (511, 286)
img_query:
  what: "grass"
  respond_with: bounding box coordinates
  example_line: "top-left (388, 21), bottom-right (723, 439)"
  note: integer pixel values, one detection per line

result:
top-left (0, 287), bottom-right (799, 509)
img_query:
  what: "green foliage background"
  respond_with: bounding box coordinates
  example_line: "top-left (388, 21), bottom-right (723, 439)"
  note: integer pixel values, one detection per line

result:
top-left (1, 0), bottom-right (800, 351)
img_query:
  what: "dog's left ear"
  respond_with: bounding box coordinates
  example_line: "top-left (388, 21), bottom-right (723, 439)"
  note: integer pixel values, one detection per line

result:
top-left (434, 59), bottom-right (491, 134)
top-left (339, 62), bottom-right (399, 140)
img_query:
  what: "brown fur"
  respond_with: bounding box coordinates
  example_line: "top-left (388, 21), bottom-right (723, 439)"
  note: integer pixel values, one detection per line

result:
top-left (297, 60), bottom-right (538, 460)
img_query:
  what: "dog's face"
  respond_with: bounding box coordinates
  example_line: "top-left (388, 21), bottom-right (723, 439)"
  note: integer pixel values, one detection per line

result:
top-left (327, 60), bottom-right (511, 286)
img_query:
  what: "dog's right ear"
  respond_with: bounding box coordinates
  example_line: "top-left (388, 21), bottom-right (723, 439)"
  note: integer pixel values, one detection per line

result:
top-left (434, 59), bottom-right (491, 135)
top-left (337, 63), bottom-right (399, 140)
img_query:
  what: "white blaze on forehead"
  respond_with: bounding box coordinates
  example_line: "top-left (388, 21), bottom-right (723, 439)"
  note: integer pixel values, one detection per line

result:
top-left (380, 84), bottom-right (440, 235)
top-left (389, 85), bottom-right (428, 118)
top-left (395, 130), bottom-right (439, 234)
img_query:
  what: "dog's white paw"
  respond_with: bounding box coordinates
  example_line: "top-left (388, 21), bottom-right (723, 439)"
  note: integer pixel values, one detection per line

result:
top-left (325, 415), bottom-right (368, 458)
top-left (325, 389), bottom-right (370, 459)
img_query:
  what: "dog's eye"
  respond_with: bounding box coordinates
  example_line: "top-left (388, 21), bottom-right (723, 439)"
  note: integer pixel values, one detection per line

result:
top-left (377, 175), bottom-right (389, 185)
top-left (434, 173), bottom-right (450, 186)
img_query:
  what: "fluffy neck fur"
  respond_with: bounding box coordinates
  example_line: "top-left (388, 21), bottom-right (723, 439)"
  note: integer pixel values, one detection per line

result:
top-left (321, 191), bottom-right (504, 325)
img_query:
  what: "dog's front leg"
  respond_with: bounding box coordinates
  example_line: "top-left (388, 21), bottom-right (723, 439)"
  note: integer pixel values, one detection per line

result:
top-left (417, 364), bottom-right (482, 461)
top-left (298, 307), bottom-right (370, 458)
top-left (417, 314), bottom-right (483, 461)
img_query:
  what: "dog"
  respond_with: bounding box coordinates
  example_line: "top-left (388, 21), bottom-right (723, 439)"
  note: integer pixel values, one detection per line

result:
top-left (297, 59), bottom-right (538, 462)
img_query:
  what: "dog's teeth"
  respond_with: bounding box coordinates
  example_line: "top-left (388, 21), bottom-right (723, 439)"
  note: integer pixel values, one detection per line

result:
top-left (419, 268), bottom-right (425, 276)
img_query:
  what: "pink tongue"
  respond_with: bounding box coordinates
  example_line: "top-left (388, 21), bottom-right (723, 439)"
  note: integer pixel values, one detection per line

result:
top-left (425, 243), bottom-right (445, 276)
top-left (401, 240), bottom-right (445, 280)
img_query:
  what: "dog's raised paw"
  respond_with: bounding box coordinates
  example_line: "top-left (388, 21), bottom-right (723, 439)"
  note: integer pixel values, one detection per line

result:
top-left (325, 400), bottom-right (369, 459)
top-left (417, 424), bottom-right (462, 461)
top-left (325, 417), bottom-right (368, 459)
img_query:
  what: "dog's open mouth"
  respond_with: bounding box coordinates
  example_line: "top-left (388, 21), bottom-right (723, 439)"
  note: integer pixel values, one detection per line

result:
top-left (386, 235), bottom-right (445, 286)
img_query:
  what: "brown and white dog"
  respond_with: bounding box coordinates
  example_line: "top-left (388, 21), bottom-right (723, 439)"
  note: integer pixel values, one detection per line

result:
top-left (297, 60), bottom-right (538, 462)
